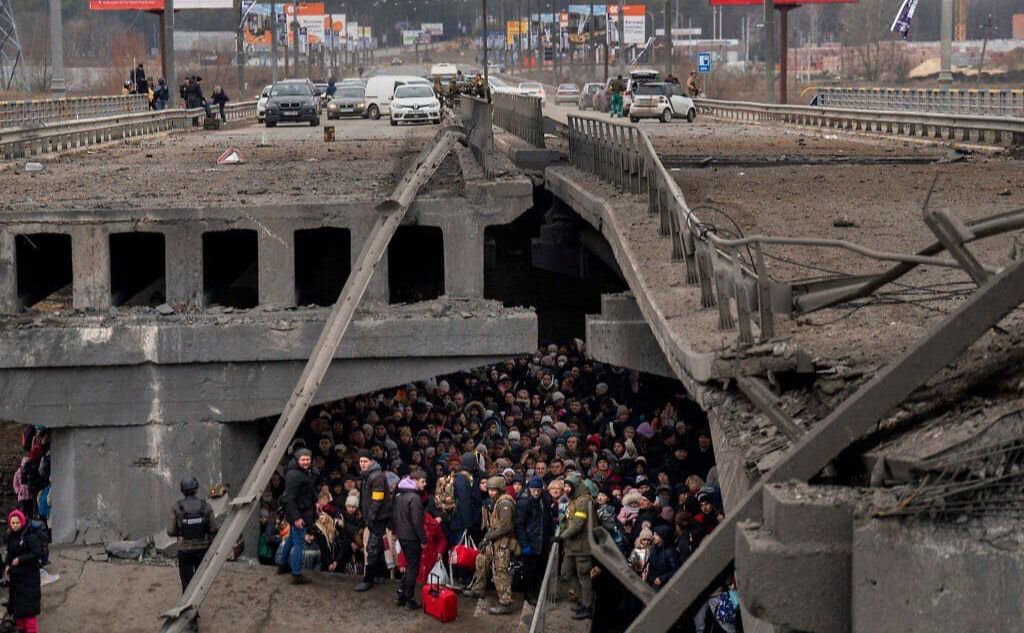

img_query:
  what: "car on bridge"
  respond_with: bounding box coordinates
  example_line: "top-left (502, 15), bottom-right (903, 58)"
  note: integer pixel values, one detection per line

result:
top-left (628, 81), bottom-right (696, 123)
top-left (389, 84), bottom-right (442, 126)
top-left (518, 81), bottom-right (546, 103)
top-left (578, 82), bottom-right (604, 110)
top-left (364, 74), bottom-right (433, 120)
top-left (326, 85), bottom-right (366, 119)
top-left (264, 79), bottom-right (321, 127)
top-left (555, 83), bottom-right (580, 105)
top-left (256, 84), bottom-right (272, 123)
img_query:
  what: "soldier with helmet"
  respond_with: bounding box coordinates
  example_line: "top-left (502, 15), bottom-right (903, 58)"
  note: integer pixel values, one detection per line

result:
top-left (557, 472), bottom-right (594, 620)
top-left (463, 475), bottom-right (518, 615)
top-left (168, 476), bottom-right (217, 630)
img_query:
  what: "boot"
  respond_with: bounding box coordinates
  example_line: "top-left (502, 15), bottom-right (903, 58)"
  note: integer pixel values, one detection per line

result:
top-left (406, 599), bottom-right (421, 610)
top-left (572, 605), bottom-right (593, 620)
top-left (462, 589), bottom-right (484, 599)
top-left (292, 574), bottom-right (311, 585)
top-left (276, 564), bottom-right (291, 575)
top-left (489, 603), bottom-right (514, 615)
top-left (354, 579), bottom-right (374, 592)
top-left (395, 592), bottom-right (407, 607)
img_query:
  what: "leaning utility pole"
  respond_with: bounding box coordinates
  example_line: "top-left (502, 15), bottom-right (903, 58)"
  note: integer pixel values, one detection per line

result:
top-left (164, 0), bottom-right (177, 107)
top-left (48, 0), bottom-right (66, 94)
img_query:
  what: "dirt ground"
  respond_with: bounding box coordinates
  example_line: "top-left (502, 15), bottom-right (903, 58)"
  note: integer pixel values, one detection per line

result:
top-left (1, 118), bottom-right (443, 213)
top-left (40, 548), bottom-right (528, 633)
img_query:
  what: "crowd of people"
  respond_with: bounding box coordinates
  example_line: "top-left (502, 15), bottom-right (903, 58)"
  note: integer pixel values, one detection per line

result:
top-left (119, 64), bottom-right (229, 122)
top-left (255, 342), bottom-right (742, 632)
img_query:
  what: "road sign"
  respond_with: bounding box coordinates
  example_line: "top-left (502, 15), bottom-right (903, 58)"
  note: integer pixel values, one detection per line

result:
top-left (697, 52), bottom-right (711, 73)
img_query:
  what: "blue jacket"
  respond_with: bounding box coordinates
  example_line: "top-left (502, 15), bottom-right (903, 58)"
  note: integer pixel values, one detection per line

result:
top-left (515, 492), bottom-right (547, 555)
top-left (448, 471), bottom-right (481, 534)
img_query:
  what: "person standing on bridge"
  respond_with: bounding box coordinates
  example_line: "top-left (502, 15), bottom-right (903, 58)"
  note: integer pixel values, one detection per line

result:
top-left (685, 71), bottom-right (701, 98)
top-left (355, 449), bottom-right (392, 592)
top-left (557, 472), bottom-right (594, 621)
top-left (609, 75), bottom-right (625, 118)
top-left (279, 448), bottom-right (317, 585)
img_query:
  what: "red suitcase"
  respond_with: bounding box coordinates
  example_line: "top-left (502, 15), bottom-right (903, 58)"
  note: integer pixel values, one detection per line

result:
top-left (423, 574), bottom-right (458, 623)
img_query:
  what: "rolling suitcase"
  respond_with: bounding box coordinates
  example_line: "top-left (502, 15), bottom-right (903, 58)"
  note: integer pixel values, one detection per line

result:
top-left (423, 573), bottom-right (458, 622)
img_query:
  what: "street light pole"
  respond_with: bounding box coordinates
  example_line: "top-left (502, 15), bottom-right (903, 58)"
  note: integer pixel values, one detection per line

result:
top-left (617, 0), bottom-right (624, 76)
top-left (271, 0), bottom-right (278, 83)
top-left (164, 0), bottom-right (177, 107)
top-left (482, 0), bottom-right (490, 89)
top-left (48, 0), bottom-right (66, 94)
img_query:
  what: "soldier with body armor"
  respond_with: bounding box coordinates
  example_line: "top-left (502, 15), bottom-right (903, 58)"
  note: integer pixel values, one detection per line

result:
top-left (557, 472), bottom-right (594, 620)
top-left (168, 476), bottom-right (217, 630)
top-left (464, 476), bottom-right (518, 615)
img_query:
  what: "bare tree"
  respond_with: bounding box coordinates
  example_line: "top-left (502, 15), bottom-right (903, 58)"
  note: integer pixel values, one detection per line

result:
top-left (839, 0), bottom-right (889, 81)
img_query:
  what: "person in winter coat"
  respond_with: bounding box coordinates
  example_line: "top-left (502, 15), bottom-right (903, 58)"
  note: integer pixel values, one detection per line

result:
top-left (417, 501), bottom-right (448, 585)
top-left (278, 448), bottom-right (318, 584)
top-left (356, 449), bottom-right (393, 592)
top-left (645, 525), bottom-right (678, 589)
top-left (515, 475), bottom-right (549, 605)
top-left (448, 451), bottom-right (482, 543)
top-left (393, 468), bottom-right (428, 609)
top-left (210, 86), bottom-right (229, 122)
top-left (4, 509), bottom-right (42, 633)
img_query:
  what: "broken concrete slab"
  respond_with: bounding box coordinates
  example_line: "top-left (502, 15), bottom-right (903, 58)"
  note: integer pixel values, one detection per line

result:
top-left (105, 539), bottom-right (148, 560)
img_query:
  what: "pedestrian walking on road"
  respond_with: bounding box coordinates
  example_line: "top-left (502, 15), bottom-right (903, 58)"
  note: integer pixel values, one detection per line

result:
top-left (609, 75), bottom-right (625, 118)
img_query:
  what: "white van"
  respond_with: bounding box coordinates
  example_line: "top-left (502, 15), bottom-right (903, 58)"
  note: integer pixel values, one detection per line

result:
top-left (363, 74), bottom-right (432, 120)
top-left (430, 62), bottom-right (459, 81)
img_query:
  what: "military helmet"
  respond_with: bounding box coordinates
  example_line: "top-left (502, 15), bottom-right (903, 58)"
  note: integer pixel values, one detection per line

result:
top-left (180, 476), bottom-right (200, 496)
top-left (564, 472), bottom-right (583, 491)
top-left (486, 476), bottom-right (506, 491)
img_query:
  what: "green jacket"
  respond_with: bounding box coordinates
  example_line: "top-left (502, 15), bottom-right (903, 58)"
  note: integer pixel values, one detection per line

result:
top-left (484, 493), bottom-right (518, 550)
top-left (560, 493), bottom-right (592, 556)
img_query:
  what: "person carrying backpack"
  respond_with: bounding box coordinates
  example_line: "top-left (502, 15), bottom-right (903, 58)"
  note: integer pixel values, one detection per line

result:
top-left (167, 475), bottom-right (217, 632)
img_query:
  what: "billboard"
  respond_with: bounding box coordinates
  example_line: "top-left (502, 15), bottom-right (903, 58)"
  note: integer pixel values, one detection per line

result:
top-left (402, 29), bottom-right (422, 46)
top-left (568, 4), bottom-right (606, 15)
top-left (90, 0), bottom-right (232, 8)
top-left (421, 22), bottom-right (444, 36)
top-left (709, 0), bottom-right (855, 4)
top-left (284, 3), bottom-right (326, 44)
top-left (607, 4), bottom-right (645, 45)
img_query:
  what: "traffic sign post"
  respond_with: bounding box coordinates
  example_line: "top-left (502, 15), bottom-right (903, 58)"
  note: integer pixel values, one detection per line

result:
top-left (697, 51), bottom-right (711, 73)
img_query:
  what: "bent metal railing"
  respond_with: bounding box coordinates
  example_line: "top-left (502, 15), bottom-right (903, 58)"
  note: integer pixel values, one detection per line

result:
top-left (528, 540), bottom-right (561, 633)
top-left (457, 94), bottom-right (496, 177)
top-left (0, 94), bottom-right (149, 129)
top-left (493, 91), bottom-right (545, 148)
top-left (816, 87), bottom-right (1024, 119)
top-left (0, 100), bottom-right (257, 160)
top-left (696, 98), bottom-right (1024, 148)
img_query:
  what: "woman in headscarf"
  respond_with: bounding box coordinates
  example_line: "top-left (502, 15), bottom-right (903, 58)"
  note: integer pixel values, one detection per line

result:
top-left (5, 509), bottom-right (42, 633)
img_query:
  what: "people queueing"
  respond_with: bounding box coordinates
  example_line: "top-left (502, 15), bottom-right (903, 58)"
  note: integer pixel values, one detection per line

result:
top-left (463, 476), bottom-right (517, 614)
top-left (355, 449), bottom-right (392, 592)
top-left (392, 468), bottom-right (427, 609)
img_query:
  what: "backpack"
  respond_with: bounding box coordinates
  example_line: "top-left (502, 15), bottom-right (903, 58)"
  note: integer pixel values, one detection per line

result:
top-left (28, 520), bottom-right (50, 567)
top-left (434, 473), bottom-right (456, 513)
top-left (178, 499), bottom-right (210, 542)
top-left (713, 589), bottom-right (738, 625)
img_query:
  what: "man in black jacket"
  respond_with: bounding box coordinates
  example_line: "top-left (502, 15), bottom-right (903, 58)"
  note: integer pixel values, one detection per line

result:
top-left (356, 449), bottom-right (392, 592)
top-left (393, 468), bottom-right (427, 609)
top-left (168, 476), bottom-right (217, 593)
top-left (279, 448), bottom-right (317, 584)
top-left (515, 475), bottom-right (549, 605)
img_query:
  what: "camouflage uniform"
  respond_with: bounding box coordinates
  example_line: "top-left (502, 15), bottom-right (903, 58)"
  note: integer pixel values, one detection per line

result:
top-left (559, 478), bottom-right (594, 612)
top-left (470, 490), bottom-right (518, 606)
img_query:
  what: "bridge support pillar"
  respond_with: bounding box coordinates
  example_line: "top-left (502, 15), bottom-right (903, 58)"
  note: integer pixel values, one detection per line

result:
top-left (351, 220), bottom-right (388, 303)
top-left (257, 219), bottom-right (296, 308)
top-left (50, 420), bottom-right (260, 547)
top-left (443, 215), bottom-right (485, 298)
top-left (71, 225), bottom-right (111, 310)
top-left (0, 230), bottom-right (16, 315)
top-left (165, 225), bottom-right (203, 308)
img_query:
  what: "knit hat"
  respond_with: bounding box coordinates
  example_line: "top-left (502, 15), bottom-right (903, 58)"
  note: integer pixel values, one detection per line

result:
top-left (294, 448), bottom-right (312, 459)
top-left (636, 422), bottom-right (655, 439)
top-left (622, 490), bottom-right (643, 507)
top-left (638, 526), bottom-right (653, 542)
top-left (528, 476), bottom-right (544, 489)
top-left (508, 430), bottom-right (521, 442)
top-left (357, 448), bottom-right (372, 459)
top-left (653, 524), bottom-right (674, 542)
top-left (7, 509), bottom-right (26, 530)
top-left (345, 491), bottom-right (360, 509)
top-left (461, 452), bottom-right (477, 472)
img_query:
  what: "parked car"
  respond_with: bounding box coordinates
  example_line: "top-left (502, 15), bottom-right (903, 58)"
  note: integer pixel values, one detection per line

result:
top-left (488, 77), bottom-right (515, 95)
top-left (391, 57), bottom-right (403, 66)
top-left (264, 79), bottom-right (321, 127)
top-left (363, 74), bottom-right (432, 120)
top-left (340, 77), bottom-right (367, 88)
top-left (326, 86), bottom-right (366, 119)
top-left (623, 68), bottom-right (661, 115)
top-left (628, 82), bottom-right (696, 123)
top-left (578, 82), bottom-right (604, 110)
top-left (518, 81), bottom-right (546, 103)
top-left (256, 84), bottom-right (272, 123)
top-left (389, 84), bottom-right (442, 126)
top-left (555, 83), bottom-right (580, 105)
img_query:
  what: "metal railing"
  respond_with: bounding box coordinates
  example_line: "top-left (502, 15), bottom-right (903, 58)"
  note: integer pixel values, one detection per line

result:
top-left (697, 98), bottom-right (1024, 148)
top-left (457, 94), bottom-right (495, 177)
top-left (493, 91), bottom-right (545, 148)
top-left (528, 541), bottom-right (561, 633)
top-left (817, 87), bottom-right (1024, 118)
top-left (564, 112), bottom-right (1004, 349)
top-left (0, 94), bottom-right (149, 129)
top-left (0, 101), bottom-right (257, 160)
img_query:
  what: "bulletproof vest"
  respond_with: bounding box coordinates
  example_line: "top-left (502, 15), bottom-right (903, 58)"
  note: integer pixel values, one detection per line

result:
top-left (178, 497), bottom-right (209, 543)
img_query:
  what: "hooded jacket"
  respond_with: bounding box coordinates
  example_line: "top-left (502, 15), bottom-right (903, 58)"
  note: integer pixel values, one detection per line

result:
top-left (559, 482), bottom-right (592, 556)
top-left (359, 461), bottom-right (393, 524)
top-left (282, 458), bottom-right (318, 527)
top-left (393, 476), bottom-right (427, 543)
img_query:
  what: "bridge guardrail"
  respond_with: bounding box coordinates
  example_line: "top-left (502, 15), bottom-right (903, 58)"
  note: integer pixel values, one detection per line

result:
top-left (696, 98), bottom-right (1024, 148)
top-left (0, 100), bottom-right (257, 160)
top-left (493, 91), bottom-right (545, 148)
top-left (0, 94), bottom-right (149, 129)
top-left (817, 87), bottom-right (1024, 119)
top-left (528, 540), bottom-right (560, 633)
top-left (565, 111), bottom-right (995, 349)
top-left (457, 94), bottom-right (495, 177)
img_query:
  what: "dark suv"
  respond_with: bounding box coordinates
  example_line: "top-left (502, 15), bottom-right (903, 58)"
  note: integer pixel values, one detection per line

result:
top-left (264, 79), bottom-right (321, 127)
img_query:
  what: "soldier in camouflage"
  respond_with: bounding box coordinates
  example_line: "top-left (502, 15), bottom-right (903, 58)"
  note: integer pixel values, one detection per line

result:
top-left (463, 476), bottom-right (518, 615)
top-left (557, 472), bottom-right (594, 620)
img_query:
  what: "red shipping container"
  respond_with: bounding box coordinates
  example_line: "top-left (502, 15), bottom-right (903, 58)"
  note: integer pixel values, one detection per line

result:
top-left (423, 577), bottom-right (458, 623)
